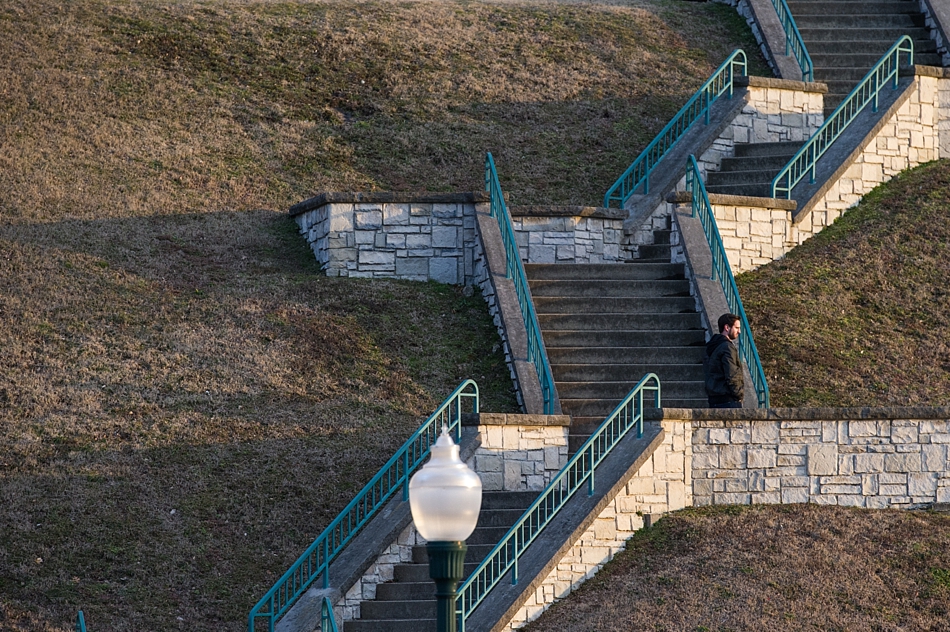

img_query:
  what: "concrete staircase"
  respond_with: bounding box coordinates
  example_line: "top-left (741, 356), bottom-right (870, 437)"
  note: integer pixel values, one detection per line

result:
top-left (526, 222), bottom-right (707, 453)
top-left (787, 0), bottom-right (942, 113)
top-left (343, 491), bottom-right (536, 632)
top-left (705, 141), bottom-right (804, 198)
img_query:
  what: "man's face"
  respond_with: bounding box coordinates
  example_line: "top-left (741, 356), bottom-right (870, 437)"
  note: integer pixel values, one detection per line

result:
top-left (723, 320), bottom-right (741, 341)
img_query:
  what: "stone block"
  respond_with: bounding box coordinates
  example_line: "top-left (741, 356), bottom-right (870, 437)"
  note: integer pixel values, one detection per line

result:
top-left (709, 428), bottom-right (730, 444)
top-left (923, 445), bottom-right (948, 472)
top-left (908, 472), bottom-right (937, 497)
top-left (355, 210), bottom-right (383, 229)
top-left (358, 250), bottom-right (394, 266)
top-left (720, 446), bottom-right (747, 469)
top-left (807, 444), bottom-right (838, 476)
top-left (891, 424), bottom-right (920, 444)
top-left (752, 421), bottom-right (780, 444)
top-left (781, 487), bottom-right (809, 503)
top-left (383, 204), bottom-right (410, 226)
top-left (432, 226), bottom-right (460, 248)
top-left (429, 257), bottom-right (458, 284)
top-left (885, 452), bottom-right (921, 472)
top-left (395, 256), bottom-right (428, 278)
top-left (854, 453), bottom-right (885, 473)
top-left (748, 449), bottom-right (777, 469)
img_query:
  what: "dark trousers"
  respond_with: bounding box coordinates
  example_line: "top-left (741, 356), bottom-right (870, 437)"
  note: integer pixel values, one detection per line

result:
top-left (709, 400), bottom-right (742, 409)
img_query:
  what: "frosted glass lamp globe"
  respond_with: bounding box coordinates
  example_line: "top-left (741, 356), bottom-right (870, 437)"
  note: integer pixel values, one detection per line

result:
top-left (409, 427), bottom-right (483, 542)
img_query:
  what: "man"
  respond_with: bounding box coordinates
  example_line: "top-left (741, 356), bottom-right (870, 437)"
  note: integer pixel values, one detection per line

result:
top-left (704, 313), bottom-right (744, 408)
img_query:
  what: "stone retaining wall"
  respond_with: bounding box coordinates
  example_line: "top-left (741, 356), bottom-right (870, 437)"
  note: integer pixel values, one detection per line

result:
top-left (651, 408), bottom-right (950, 510)
top-left (509, 206), bottom-right (628, 264)
top-left (673, 69), bottom-right (950, 275)
top-left (466, 413), bottom-right (571, 491)
top-left (503, 419), bottom-right (692, 631)
top-left (289, 192), bottom-right (486, 284)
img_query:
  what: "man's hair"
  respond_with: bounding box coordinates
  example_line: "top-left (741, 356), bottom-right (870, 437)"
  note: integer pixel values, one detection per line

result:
top-left (718, 313), bottom-right (740, 333)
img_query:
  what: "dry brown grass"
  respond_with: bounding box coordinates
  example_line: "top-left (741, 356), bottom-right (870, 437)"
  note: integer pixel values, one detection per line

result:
top-left (524, 504), bottom-right (950, 632)
top-left (0, 0), bottom-right (768, 629)
top-left (737, 160), bottom-right (950, 407)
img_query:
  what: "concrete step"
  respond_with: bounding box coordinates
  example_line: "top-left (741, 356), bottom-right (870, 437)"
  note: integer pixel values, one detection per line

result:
top-left (707, 168), bottom-right (781, 187)
top-left (638, 243), bottom-right (671, 261)
top-left (558, 380), bottom-right (707, 401)
top-left (542, 329), bottom-right (705, 348)
top-left (718, 153), bottom-right (800, 172)
top-left (374, 581), bottom-right (434, 602)
top-left (732, 141), bottom-right (804, 158)
top-left (807, 39), bottom-right (937, 55)
top-left (704, 182), bottom-right (774, 198)
top-left (524, 262), bottom-right (684, 280)
top-left (412, 543), bottom-right (495, 565)
top-left (528, 279), bottom-right (691, 297)
top-left (560, 384), bottom-right (706, 417)
top-left (537, 313), bottom-right (703, 331)
top-left (345, 617), bottom-right (437, 632)
top-left (534, 296), bottom-right (697, 314)
top-left (793, 14), bottom-right (922, 28)
top-left (811, 52), bottom-right (941, 68)
top-left (785, 1), bottom-right (921, 14)
top-left (653, 229), bottom-right (672, 245)
top-left (551, 363), bottom-right (704, 382)
top-left (359, 599), bottom-right (435, 620)
top-left (797, 26), bottom-right (932, 42)
top-left (480, 491), bottom-right (537, 509)
top-left (546, 346), bottom-right (706, 364)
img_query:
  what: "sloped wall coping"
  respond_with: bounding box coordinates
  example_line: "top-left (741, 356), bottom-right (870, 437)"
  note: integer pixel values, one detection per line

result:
top-left (289, 191), bottom-right (490, 217)
top-left (736, 75), bottom-right (829, 93)
top-left (667, 190), bottom-right (798, 211)
top-left (648, 406), bottom-right (950, 421)
top-left (508, 205), bottom-right (626, 220)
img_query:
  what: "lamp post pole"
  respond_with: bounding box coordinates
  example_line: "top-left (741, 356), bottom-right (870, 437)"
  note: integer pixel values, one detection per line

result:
top-left (409, 426), bottom-right (483, 632)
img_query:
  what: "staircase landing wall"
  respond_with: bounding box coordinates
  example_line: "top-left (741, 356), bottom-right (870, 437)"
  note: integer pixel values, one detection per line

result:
top-left (652, 407), bottom-right (950, 510)
top-left (632, 77), bottom-right (825, 274)
top-left (499, 419), bottom-right (692, 631)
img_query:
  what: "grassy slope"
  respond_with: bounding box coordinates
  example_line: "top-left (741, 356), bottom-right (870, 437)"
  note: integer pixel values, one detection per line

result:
top-left (738, 160), bottom-right (950, 407)
top-left (0, 1), bottom-right (766, 630)
top-left (523, 504), bottom-right (950, 632)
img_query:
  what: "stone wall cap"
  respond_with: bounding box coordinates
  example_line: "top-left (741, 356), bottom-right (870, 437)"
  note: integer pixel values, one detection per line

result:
top-left (289, 191), bottom-right (490, 217)
top-left (509, 205), bottom-right (627, 220)
top-left (736, 75), bottom-right (829, 93)
top-left (647, 406), bottom-right (950, 421)
top-left (667, 190), bottom-right (797, 211)
top-left (462, 412), bottom-right (573, 427)
top-left (900, 64), bottom-right (950, 79)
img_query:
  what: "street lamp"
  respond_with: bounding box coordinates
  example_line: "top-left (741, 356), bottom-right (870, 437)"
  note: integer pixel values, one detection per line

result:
top-left (409, 426), bottom-right (483, 632)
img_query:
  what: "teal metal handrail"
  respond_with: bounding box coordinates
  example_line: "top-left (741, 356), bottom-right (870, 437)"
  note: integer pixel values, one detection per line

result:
top-left (485, 153), bottom-right (556, 415)
top-left (772, 36), bottom-right (914, 198)
top-left (456, 373), bottom-right (661, 631)
top-left (321, 596), bottom-right (339, 632)
top-left (769, 0), bottom-right (813, 82)
top-left (248, 380), bottom-right (480, 632)
top-left (76, 611), bottom-right (87, 632)
top-left (603, 50), bottom-right (747, 208)
top-left (686, 156), bottom-right (769, 407)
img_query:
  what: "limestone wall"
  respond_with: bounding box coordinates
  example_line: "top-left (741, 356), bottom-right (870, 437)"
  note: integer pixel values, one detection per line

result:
top-left (290, 193), bottom-right (486, 284)
top-left (509, 207), bottom-right (627, 264)
top-left (652, 408), bottom-right (950, 510)
top-left (467, 413), bottom-right (571, 491)
top-left (674, 70), bottom-right (950, 275)
top-left (502, 419), bottom-right (692, 631)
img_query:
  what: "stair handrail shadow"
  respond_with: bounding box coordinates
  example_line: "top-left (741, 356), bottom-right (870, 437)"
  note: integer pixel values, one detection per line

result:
top-left (772, 35), bottom-right (915, 198)
top-left (686, 155), bottom-right (770, 408)
top-left (603, 49), bottom-right (747, 208)
top-left (768, 0), bottom-right (814, 81)
top-left (485, 153), bottom-right (557, 415)
top-left (247, 380), bottom-right (480, 632)
top-left (319, 596), bottom-right (338, 632)
top-left (455, 373), bottom-right (661, 632)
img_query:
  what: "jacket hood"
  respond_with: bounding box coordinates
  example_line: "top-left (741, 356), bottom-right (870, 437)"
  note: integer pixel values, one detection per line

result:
top-left (706, 333), bottom-right (731, 355)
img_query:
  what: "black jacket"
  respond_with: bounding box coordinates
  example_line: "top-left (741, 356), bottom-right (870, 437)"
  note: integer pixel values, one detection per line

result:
top-left (704, 334), bottom-right (744, 405)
